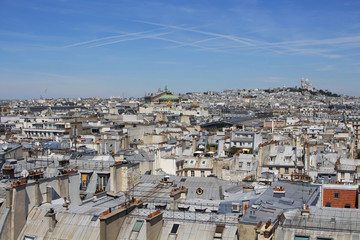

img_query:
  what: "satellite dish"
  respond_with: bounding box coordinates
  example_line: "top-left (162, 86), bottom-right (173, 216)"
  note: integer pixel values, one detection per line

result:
top-left (21, 170), bottom-right (29, 178)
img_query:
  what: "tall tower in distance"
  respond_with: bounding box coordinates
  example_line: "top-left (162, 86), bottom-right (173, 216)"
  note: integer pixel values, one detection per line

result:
top-left (301, 77), bottom-right (305, 89)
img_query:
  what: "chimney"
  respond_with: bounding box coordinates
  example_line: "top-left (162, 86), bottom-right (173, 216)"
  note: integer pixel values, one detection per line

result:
top-left (9, 180), bottom-right (28, 240)
top-left (114, 154), bottom-right (124, 162)
top-left (192, 137), bottom-right (197, 154)
top-left (180, 186), bottom-right (188, 201)
top-left (182, 140), bottom-right (186, 152)
top-left (264, 220), bottom-right (273, 239)
top-left (256, 219), bottom-right (274, 239)
top-left (5, 188), bottom-right (12, 208)
top-left (146, 210), bottom-right (163, 240)
top-left (46, 186), bottom-right (52, 203)
top-left (110, 161), bottom-right (122, 193)
top-left (256, 145), bottom-right (263, 178)
top-left (306, 143), bottom-right (310, 171)
top-left (57, 169), bottom-right (77, 200)
top-left (273, 186), bottom-right (285, 198)
top-left (34, 180), bottom-right (40, 207)
top-left (301, 205), bottom-right (310, 216)
top-left (47, 208), bottom-right (57, 232)
top-left (99, 201), bottom-right (139, 240)
top-left (110, 161), bottom-right (140, 193)
top-left (170, 186), bottom-right (188, 210)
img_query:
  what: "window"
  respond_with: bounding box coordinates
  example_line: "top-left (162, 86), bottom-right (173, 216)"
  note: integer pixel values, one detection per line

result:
top-left (191, 171), bottom-right (195, 177)
top-left (316, 238), bottom-right (333, 240)
top-left (341, 172), bottom-right (345, 179)
top-left (285, 168), bottom-right (289, 174)
top-left (23, 236), bottom-right (35, 240)
top-left (247, 162), bottom-right (251, 167)
top-left (214, 224), bottom-right (225, 239)
top-left (295, 236), bottom-right (309, 240)
top-left (325, 202), bottom-right (331, 207)
top-left (333, 193), bottom-right (339, 199)
top-left (201, 171), bottom-right (205, 177)
top-left (170, 223), bottom-right (180, 234)
top-left (345, 204), bottom-right (351, 208)
top-left (239, 162), bottom-right (243, 167)
top-left (132, 220), bottom-right (143, 232)
top-left (81, 173), bottom-right (91, 190)
top-left (202, 160), bottom-right (206, 164)
top-left (184, 171), bottom-right (188, 177)
top-left (97, 174), bottom-right (109, 191)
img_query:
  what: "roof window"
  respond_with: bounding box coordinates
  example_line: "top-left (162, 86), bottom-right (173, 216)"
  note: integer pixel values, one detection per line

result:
top-left (170, 223), bottom-right (180, 234)
top-left (132, 220), bottom-right (144, 232)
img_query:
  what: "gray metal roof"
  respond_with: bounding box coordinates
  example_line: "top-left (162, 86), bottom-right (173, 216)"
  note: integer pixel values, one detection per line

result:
top-left (239, 181), bottom-right (320, 225)
top-left (19, 208), bottom-right (100, 240)
top-left (282, 206), bottom-right (360, 233)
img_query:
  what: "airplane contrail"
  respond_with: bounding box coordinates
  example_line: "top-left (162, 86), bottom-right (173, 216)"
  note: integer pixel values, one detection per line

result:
top-left (62, 27), bottom-right (170, 48)
top-left (86, 31), bottom-right (174, 48)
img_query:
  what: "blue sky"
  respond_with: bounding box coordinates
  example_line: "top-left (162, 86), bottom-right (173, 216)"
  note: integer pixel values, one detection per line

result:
top-left (1, 0), bottom-right (360, 99)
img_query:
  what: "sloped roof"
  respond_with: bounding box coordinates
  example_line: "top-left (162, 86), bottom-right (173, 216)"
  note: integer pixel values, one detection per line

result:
top-left (19, 208), bottom-right (100, 240)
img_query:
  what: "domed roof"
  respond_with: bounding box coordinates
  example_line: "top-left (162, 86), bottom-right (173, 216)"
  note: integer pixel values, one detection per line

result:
top-left (159, 94), bottom-right (179, 100)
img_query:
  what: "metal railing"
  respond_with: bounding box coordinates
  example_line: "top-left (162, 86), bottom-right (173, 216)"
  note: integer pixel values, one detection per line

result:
top-left (129, 200), bottom-right (238, 225)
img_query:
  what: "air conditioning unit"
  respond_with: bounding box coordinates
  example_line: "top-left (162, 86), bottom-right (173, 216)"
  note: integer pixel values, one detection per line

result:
top-left (232, 203), bottom-right (241, 213)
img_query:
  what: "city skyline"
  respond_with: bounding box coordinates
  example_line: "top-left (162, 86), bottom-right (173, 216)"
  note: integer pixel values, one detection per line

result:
top-left (1, 0), bottom-right (360, 99)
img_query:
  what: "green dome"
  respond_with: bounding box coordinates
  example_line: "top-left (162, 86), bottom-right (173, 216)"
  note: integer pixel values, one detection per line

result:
top-left (159, 94), bottom-right (179, 100)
